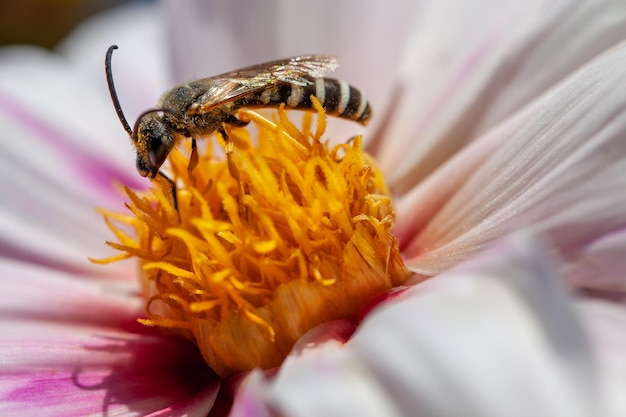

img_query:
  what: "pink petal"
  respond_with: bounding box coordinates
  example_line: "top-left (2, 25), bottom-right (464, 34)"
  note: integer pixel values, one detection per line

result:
top-left (566, 228), bottom-right (626, 296)
top-left (0, 331), bottom-right (218, 417)
top-left (0, 46), bottom-right (147, 273)
top-left (0, 259), bottom-right (218, 416)
top-left (372, 0), bottom-right (626, 194)
top-left (398, 41), bottom-right (626, 292)
top-left (229, 371), bottom-right (272, 417)
top-left (0, 47), bottom-right (141, 193)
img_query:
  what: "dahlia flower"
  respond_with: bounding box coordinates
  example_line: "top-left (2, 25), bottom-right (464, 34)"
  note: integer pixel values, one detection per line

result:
top-left (0, 1), bottom-right (625, 416)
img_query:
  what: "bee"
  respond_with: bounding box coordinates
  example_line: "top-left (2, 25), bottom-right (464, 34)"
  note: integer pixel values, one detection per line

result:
top-left (105, 45), bottom-right (372, 186)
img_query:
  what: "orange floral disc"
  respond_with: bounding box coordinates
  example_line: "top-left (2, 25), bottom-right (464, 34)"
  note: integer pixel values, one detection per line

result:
top-left (95, 99), bottom-right (410, 377)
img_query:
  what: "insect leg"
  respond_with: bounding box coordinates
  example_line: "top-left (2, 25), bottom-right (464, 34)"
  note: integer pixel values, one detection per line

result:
top-left (187, 137), bottom-right (199, 186)
top-left (219, 125), bottom-right (246, 217)
top-left (219, 126), bottom-right (240, 182)
top-left (188, 138), bottom-right (199, 172)
top-left (220, 113), bottom-right (248, 182)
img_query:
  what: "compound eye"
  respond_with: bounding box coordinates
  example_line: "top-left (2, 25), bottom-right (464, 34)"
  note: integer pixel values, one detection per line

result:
top-left (148, 136), bottom-right (168, 171)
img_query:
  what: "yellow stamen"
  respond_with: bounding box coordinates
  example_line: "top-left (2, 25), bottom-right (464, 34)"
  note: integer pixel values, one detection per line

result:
top-left (95, 98), bottom-right (410, 377)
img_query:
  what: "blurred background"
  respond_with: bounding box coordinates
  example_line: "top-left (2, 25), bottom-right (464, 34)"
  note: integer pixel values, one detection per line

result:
top-left (0, 0), bottom-right (142, 49)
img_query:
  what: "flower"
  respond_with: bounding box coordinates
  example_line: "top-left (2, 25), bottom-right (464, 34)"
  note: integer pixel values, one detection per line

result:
top-left (95, 103), bottom-right (409, 377)
top-left (1, 0), bottom-right (625, 416)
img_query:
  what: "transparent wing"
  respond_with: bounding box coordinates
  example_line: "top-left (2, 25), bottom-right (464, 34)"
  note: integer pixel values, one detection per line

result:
top-left (194, 55), bottom-right (338, 111)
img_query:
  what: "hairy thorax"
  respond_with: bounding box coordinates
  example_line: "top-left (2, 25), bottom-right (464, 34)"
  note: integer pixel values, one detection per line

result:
top-left (159, 81), bottom-right (235, 138)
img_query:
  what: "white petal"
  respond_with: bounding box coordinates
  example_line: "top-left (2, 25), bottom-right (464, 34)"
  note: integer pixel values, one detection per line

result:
top-left (399, 40), bottom-right (626, 282)
top-left (234, 234), bottom-right (600, 417)
top-left (0, 258), bottom-right (139, 326)
top-left (373, 0), bottom-right (626, 194)
top-left (576, 300), bottom-right (626, 417)
top-left (350, 234), bottom-right (597, 417)
top-left (161, 0), bottom-right (423, 141)
top-left (162, 0), bottom-right (420, 107)
top-left (233, 345), bottom-right (403, 417)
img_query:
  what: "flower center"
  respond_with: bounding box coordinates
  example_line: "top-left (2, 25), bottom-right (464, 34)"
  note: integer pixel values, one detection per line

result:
top-left (95, 99), bottom-right (410, 377)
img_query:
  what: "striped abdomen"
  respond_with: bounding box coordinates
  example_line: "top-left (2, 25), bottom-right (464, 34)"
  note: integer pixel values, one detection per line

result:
top-left (234, 78), bottom-right (372, 125)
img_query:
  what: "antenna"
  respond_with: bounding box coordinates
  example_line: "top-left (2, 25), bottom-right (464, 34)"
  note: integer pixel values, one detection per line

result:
top-left (105, 45), bottom-right (133, 138)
